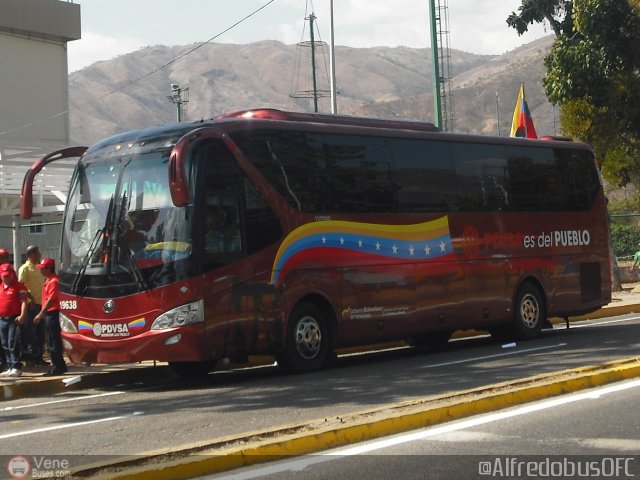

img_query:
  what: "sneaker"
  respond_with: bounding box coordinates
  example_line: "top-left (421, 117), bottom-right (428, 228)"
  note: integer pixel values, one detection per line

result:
top-left (0, 369), bottom-right (12, 377)
top-left (7, 368), bottom-right (22, 377)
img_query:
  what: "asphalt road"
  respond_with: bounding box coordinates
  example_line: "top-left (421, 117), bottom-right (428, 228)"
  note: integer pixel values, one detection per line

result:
top-left (209, 379), bottom-right (640, 480)
top-left (1, 314), bottom-right (639, 474)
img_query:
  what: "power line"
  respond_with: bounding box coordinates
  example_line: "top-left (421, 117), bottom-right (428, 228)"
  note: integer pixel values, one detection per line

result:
top-left (0, 111), bottom-right (68, 138)
top-left (106, 0), bottom-right (278, 96)
top-left (1, 0), bottom-right (279, 138)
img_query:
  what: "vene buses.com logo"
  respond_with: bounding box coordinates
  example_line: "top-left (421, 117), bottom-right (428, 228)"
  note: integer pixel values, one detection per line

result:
top-left (7, 456), bottom-right (30, 479)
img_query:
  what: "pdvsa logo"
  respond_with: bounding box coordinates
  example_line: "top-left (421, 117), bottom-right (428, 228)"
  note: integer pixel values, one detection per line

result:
top-left (7, 456), bottom-right (30, 479)
top-left (92, 322), bottom-right (130, 337)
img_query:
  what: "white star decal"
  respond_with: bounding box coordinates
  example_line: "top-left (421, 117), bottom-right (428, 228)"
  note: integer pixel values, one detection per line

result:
top-left (322, 236), bottom-right (326, 244)
top-left (376, 242), bottom-right (381, 251)
top-left (340, 236), bottom-right (345, 245)
top-left (424, 244), bottom-right (431, 256)
top-left (409, 245), bottom-right (415, 256)
top-left (392, 244), bottom-right (398, 255)
top-left (358, 239), bottom-right (363, 248)
top-left (439, 241), bottom-right (446, 253)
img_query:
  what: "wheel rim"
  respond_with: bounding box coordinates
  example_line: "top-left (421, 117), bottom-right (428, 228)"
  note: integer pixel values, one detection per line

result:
top-left (294, 315), bottom-right (322, 360)
top-left (520, 293), bottom-right (540, 329)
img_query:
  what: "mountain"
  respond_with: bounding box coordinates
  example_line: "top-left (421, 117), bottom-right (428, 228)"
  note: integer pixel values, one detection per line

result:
top-left (69, 36), bottom-right (556, 146)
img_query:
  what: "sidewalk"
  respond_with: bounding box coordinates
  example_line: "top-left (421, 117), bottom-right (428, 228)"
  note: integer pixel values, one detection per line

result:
top-left (0, 360), bottom-right (172, 401)
top-left (2, 285), bottom-right (640, 401)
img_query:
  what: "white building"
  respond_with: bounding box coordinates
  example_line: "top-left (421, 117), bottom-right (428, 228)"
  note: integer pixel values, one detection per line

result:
top-left (0, 0), bottom-right (81, 264)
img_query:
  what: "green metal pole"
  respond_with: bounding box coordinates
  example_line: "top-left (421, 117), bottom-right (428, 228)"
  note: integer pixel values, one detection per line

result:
top-left (429, 0), bottom-right (442, 129)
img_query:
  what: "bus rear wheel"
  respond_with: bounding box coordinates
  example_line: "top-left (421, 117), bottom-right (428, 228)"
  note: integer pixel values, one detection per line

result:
top-left (169, 360), bottom-right (216, 378)
top-left (279, 302), bottom-right (331, 374)
top-left (512, 282), bottom-right (545, 339)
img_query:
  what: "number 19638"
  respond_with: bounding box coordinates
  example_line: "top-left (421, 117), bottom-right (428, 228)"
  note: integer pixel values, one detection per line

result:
top-left (60, 300), bottom-right (77, 310)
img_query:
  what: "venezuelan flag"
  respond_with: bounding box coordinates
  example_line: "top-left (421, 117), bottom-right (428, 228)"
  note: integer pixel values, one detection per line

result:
top-left (271, 217), bottom-right (452, 287)
top-left (510, 84), bottom-right (538, 139)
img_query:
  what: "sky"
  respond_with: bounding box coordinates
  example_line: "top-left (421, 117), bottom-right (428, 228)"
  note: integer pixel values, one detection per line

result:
top-left (67, 0), bottom-right (551, 72)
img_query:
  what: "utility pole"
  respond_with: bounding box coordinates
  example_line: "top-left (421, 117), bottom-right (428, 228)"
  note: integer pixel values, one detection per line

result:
top-left (168, 84), bottom-right (189, 122)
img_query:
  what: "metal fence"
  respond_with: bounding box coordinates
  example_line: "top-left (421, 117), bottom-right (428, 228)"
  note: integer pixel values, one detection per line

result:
top-left (0, 221), bottom-right (62, 266)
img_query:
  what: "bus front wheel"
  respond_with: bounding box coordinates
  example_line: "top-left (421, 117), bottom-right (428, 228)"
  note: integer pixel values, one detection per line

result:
top-left (279, 302), bottom-right (331, 374)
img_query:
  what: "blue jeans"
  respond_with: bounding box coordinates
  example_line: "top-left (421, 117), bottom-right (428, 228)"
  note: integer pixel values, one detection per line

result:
top-left (45, 311), bottom-right (66, 370)
top-left (23, 304), bottom-right (45, 359)
top-left (0, 317), bottom-right (19, 369)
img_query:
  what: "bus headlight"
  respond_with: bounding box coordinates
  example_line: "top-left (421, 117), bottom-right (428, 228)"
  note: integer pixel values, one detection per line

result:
top-left (59, 312), bottom-right (78, 333)
top-left (151, 300), bottom-right (204, 330)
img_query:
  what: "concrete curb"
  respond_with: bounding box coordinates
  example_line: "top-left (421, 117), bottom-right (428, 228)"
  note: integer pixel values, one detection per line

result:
top-left (72, 356), bottom-right (640, 480)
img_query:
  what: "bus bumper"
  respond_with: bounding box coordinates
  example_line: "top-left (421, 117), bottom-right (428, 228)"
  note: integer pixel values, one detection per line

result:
top-left (61, 324), bottom-right (209, 365)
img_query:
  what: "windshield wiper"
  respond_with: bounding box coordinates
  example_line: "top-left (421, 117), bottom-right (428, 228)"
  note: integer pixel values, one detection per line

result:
top-left (70, 194), bottom-right (115, 294)
top-left (109, 182), bottom-right (151, 290)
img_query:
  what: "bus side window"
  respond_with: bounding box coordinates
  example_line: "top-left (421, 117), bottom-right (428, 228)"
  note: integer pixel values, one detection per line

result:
top-left (204, 199), bottom-right (241, 255)
top-left (243, 180), bottom-right (283, 255)
top-left (198, 139), bottom-right (283, 271)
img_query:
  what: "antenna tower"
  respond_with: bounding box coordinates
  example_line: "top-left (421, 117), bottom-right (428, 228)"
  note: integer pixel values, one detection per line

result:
top-left (290, 12), bottom-right (331, 113)
top-left (435, 0), bottom-right (454, 131)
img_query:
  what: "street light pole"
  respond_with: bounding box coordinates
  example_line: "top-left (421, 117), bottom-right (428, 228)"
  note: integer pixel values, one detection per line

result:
top-left (168, 84), bottom-right (189, 122)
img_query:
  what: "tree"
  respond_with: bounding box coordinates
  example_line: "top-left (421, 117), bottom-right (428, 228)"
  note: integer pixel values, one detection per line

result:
top-left (508, 0), bottom-right (640, 187)
top-left (543, 0), bottom-right (640, 187)
top-left (507, 0), bottom-right (574, 37)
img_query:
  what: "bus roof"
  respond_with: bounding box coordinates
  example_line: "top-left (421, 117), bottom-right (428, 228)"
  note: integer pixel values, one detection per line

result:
top-left (215, 108), bottom-right (440, 133)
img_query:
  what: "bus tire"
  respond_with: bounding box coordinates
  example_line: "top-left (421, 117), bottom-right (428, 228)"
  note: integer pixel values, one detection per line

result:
top-left (169, 360), bottom-right (216, 378)
top-left (280, 302), bottom-right (330, 374)
top-left (512, 282), bottom-right (545, 340)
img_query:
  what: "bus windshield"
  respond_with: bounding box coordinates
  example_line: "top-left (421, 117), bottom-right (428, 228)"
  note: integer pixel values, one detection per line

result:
top-left (61, 147), bottom-right (193, 296)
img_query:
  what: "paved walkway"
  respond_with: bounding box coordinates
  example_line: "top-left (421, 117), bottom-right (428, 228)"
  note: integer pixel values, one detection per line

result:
top-left (2, 285), bottom-right (640, 401)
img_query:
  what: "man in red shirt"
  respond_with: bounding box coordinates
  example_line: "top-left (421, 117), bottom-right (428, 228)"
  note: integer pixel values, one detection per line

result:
top-left (0, 263), bottom-right (29, 377)
top-left (34, 258), bottom-right (68, 376)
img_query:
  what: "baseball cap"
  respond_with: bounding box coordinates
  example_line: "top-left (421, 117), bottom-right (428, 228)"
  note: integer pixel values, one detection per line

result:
top-left (0, 248), bottom-right (8, 258)
top-left (36, 257), bottom-right (55, 270)
top-left (0, 263), bottom-right (15, 277)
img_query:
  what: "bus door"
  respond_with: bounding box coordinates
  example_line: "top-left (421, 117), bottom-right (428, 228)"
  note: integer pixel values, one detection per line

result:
top-left (196, 138), bottom-right (285, 361)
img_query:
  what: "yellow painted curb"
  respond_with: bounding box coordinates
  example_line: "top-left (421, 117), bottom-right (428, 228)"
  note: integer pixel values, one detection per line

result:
top-left (74, 356), bottom-right (640, 480)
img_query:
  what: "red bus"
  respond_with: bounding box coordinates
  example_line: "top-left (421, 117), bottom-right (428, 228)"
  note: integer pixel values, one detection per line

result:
top-left (20, 109), bottom-right (611, 376)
